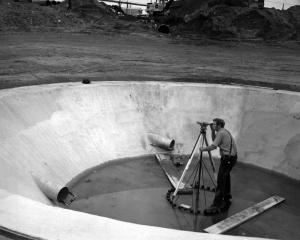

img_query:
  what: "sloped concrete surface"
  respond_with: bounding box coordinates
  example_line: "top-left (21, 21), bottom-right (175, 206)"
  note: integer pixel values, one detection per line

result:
top-left (0, 81), bottom-right (299, 239)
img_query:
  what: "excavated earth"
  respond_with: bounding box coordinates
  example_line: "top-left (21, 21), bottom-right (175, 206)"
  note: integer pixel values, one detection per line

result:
top-left (167, 0), bottom-right (300, 41)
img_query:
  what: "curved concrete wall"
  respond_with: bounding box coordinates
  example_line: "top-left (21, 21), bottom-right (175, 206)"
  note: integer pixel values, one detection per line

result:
top-left (0, 81), bottom-right (299, 239)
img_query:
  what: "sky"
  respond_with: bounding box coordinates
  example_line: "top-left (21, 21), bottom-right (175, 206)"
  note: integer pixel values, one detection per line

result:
top-left (265, 0), bottom-right (300, 9)
top-left (102, 0), bottom-right (300, 10)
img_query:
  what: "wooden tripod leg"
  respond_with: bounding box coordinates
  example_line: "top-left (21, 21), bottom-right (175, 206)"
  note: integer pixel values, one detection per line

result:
top-left (172, 131), bottom-right (202, 198)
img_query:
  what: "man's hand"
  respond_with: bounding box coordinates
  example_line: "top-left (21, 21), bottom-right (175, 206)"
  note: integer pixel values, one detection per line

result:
top-left (200, 145), bottom-right (217, 152)
top-left (200, 147), bottom-right (205, 152)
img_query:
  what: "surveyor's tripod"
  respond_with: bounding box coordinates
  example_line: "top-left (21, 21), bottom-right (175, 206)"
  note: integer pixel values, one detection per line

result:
top-left (170, 122), bottom-right (217, 215)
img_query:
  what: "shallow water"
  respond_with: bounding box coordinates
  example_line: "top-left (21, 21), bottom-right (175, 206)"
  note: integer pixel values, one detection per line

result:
top-left (69, 155), bottom-right (300, 239)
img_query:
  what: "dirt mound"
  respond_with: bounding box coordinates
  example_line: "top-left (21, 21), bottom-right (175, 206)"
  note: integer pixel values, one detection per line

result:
top-left (0, 1), bottom-right (85, 31)
top-left (233, 7), bottom-right (297, 40)
top-left (286, 5), bottom-right (300, 36)
top-left (0, 0), bottom-right (147, 33)
top-left (201, 5), bottom-right (247, 38)
top-left (1, 0), bottom-right (299, 41)
top-left (169, 0), bottom-right (210, 18)
top-left (170, 1), bottom-right (300, 40)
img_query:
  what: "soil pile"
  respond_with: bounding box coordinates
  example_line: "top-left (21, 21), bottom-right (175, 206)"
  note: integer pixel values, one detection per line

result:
top-left (0, 0), bottom-right (84, 31)
top-left (232, 6), bottom-right (299, 40)
top-left (1, 0), bottom-right (299, 41)
top-left (0, 0), bottom-right (147, 33)
top-left (169, 0), bottom-right (300, 40)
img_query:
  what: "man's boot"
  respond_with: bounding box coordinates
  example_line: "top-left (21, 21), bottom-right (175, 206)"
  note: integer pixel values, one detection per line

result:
top-left (224, 194), bottom-right (232, 207)
top-left (219, 200), bottom-right (231, 212)
top-left (224, 194), bottom-right (232, 202)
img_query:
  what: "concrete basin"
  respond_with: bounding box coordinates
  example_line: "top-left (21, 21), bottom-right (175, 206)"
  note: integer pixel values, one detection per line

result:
top-left (0, 81), bottom-right (299, 239)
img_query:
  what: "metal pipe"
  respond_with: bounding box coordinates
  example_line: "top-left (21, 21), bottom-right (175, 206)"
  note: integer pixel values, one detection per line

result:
top-left (148, 133), bottom-right (175, 151)
top-left (32, 175), bottom-right (76, 205)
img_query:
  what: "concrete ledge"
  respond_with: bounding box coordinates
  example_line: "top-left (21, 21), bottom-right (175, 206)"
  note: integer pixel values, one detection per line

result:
top-left (0, 190), bottom-right (266, 240)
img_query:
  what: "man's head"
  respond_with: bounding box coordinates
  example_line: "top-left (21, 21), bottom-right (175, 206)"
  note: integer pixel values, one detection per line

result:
top-left (212, 118), bottom-right (225, 131)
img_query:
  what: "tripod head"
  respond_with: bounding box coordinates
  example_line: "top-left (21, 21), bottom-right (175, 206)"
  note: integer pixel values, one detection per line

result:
top-left (197, 121), bottom-right (212, 133)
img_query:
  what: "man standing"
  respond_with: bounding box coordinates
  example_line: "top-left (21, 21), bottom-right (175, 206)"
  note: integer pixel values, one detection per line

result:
top-left (200, 118), bottom-right (238, 215)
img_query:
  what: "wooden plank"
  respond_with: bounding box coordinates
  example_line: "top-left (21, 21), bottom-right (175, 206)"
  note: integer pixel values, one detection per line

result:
top-left (204, 196), bottom-right (285, 234)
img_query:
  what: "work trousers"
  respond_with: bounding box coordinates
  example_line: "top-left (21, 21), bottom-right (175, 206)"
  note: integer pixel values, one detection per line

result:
top-left (213, 154), bottom-right (237, 207)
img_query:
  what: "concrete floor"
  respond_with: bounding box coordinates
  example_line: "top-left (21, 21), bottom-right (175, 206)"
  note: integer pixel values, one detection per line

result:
top-left (69, 155), bottom-right (300, 240)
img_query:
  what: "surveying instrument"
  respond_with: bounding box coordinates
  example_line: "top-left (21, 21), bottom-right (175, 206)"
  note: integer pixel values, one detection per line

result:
top-left (166, 121), bottom-right (217, 215)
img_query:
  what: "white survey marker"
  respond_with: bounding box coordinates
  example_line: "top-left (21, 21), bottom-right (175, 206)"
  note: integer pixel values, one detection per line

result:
top-left (204, 195), bottom-right (285, 234)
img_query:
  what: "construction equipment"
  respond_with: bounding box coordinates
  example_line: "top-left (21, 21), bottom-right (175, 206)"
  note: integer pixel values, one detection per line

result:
top-left (146, 0), bottom-right (174, 17)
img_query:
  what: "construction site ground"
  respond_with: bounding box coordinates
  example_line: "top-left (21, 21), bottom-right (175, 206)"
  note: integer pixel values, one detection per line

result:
top-left (0, 31), bottom-right (299, 90)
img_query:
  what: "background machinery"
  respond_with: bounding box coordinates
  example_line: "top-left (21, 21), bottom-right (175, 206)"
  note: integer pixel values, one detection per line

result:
top-left (146, 0), bottom-right (174, 16)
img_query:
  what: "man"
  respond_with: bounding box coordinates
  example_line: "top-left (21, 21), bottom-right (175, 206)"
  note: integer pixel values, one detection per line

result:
top-left (200, 118), bottom-right (237, 215)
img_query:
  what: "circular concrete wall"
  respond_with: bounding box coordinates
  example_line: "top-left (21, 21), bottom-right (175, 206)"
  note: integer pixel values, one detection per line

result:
top-left (0, 81), bottom-right (299, 239)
